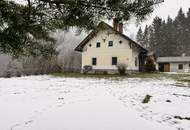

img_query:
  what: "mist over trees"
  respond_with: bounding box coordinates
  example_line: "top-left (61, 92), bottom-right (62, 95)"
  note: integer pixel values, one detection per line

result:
top-left (136, 8), bottom-right (190, 57)
top-left (0, 30), bottom-right (85, 77)
top-left (55, 29), bottom-right (85, 72)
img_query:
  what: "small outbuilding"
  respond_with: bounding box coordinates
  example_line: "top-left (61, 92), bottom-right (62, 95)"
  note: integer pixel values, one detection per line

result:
top-left (157, 56), bottom-right (190, 73)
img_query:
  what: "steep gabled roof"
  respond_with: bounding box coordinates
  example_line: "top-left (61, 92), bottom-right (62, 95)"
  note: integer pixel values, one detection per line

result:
top-left (75, 21), bottom-right (147, 52)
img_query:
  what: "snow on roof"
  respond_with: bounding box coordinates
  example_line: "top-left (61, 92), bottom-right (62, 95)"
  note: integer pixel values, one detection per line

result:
top-left (157, 56), bottom-right (190, 63)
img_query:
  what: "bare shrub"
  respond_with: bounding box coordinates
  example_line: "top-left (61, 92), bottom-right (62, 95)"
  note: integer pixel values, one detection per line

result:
top-left (83, 65), bottom-right (92, 74)
top-left (3, 70), bottom-right (11, 78)
top-left (21, 55), bottom-right (62, 76)
top-left (3, 61), bottom-right (22, 78)
top-left (117, 64), bottom-right (127, 75)
top-left (145, 57), bottom-right (156, 72)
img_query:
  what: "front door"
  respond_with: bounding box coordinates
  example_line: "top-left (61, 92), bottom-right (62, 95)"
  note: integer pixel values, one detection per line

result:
top-left (164, 63), bottom-right (170, 72)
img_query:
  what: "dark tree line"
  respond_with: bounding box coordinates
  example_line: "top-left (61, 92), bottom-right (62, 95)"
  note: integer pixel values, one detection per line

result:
top-left (136, 8), bottom-right (190, 57)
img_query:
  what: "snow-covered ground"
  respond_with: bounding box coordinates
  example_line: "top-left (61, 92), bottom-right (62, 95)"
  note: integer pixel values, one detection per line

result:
top-left (0, 76), bottom-right (190, 130)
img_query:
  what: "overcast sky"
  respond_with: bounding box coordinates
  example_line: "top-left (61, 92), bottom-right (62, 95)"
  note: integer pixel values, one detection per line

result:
top-left (125, 0), bottom-right (190, 39)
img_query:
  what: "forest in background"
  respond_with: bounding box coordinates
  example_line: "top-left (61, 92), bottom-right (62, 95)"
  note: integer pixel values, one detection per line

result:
top-left (0, 30), bottom-right (84, 77)
top-left (136, 8), bottom-right (190, 57)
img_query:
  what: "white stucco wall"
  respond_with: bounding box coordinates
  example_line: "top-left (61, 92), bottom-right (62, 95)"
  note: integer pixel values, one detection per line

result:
top-left (170, 63), bottom-right (190, 73)
top-left (81, 29), bottom-right (140, 71)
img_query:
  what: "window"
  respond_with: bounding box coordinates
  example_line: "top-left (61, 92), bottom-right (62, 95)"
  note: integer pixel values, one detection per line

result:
top-left (178, 64), bottom-right (183, 70)
top-left (119, 40), bottom-right (122, 44)
top-left (135, 57), bottom-right (138, 67)
top-left (189, 64), bottom-right (190, 67)
top-left (89, 44), bottom-right (92, 47)
top-left (108, 41), bottom-right (113, 47)
top-left (96, 42), bottom-right (100, 48)
top-left (92, 58), bottom-right (97, 65)
top-left (112, 57), bottom-right (117, 65)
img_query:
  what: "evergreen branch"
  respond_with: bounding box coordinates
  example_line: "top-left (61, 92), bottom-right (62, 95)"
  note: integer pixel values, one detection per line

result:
top-left (38, 0), bottom-right (164, 12)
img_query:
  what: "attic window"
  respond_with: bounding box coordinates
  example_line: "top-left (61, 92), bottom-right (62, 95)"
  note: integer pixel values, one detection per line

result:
top-left (89, 44), bottom-right (92, 47)
top-left (96, 42), bottom-right (101, 48)
top-left (108, 41), bottom-right (113, 47)
top-left (119, 40), bottom-right (122, 44)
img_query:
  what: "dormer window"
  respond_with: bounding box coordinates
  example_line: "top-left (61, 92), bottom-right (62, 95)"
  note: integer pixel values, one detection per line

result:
top-left (108, 41), bottom-right (113, 47)
top-left (96, 42), bottom-right (101, 48)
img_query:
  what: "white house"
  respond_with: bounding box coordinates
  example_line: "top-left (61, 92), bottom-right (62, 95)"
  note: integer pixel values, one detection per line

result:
top-left (75, 21), bottom-right (148, 73)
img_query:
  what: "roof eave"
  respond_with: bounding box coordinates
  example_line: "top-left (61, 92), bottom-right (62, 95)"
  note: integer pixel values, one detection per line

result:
top-left (75, 48), bottom-right (82, 52)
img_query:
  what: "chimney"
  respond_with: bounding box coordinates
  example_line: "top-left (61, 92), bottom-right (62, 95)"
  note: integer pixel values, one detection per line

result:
top-left (113, 18), bottom-right (119, 31)
top-left (118, 22), bottom-right (123, 34)
top-left (113, 18), bottom-right (123, 33)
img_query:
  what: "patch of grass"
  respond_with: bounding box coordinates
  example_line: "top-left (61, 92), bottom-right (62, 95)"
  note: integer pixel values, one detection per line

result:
top-left (51, 72), bottom-right (166, 79)
top-left (128, 72), bottom-right (167, 79)
top-left (142, 95), bottom-right (152, 103)
top-left (51, 72), bottom-right (122, 79)
top-left (175, 76), bottom-right (190, 86)
top-left (50, 72), bottom-right (190, 81)
top-left (178, 79), bottom-right (190, 83)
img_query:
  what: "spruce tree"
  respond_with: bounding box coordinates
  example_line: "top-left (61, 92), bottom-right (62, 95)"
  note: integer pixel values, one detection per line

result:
top-left (186, 8), bottom-right (190, 55)
top-left (150, 17), bottom-right (162, 54)
top-left (173, 8), bottom-right (186, 55)
top-left (136, 27), bottom-right (144, 46)
top-left (137, 8), bottom-right (190, 57)
top-left (143, 25), bottom-right (149, 49)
